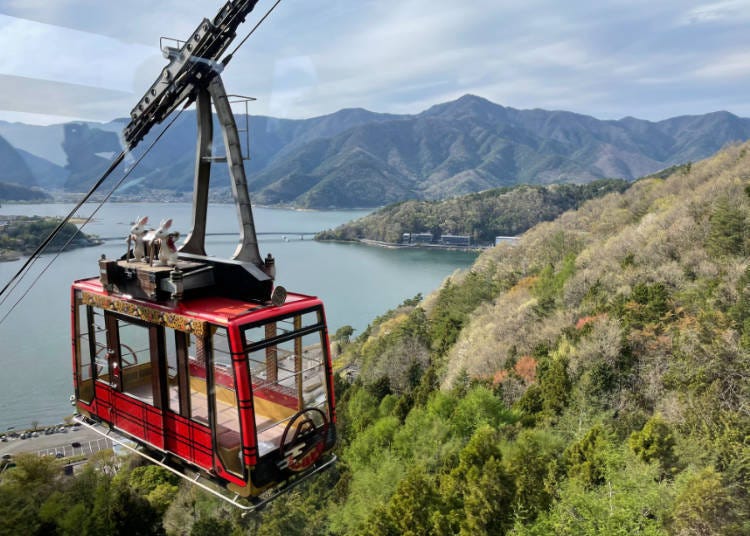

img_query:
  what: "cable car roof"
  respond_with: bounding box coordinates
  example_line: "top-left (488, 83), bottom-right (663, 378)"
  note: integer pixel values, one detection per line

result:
top-left (73, 276), bottom-right (323, 327)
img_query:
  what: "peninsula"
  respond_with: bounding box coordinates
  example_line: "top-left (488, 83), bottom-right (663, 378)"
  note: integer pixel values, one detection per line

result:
top-left (0, 215), bottom-right (101, 261)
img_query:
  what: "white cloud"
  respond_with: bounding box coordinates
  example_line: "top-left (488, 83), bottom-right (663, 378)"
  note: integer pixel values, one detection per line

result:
top-left (694, 51), bottom-right (750, 78)
top-left (0, 14), bottom-right (158, 94)
top-left (678, 0), bottom-right (750, 25)
top-left (0, 0), bottom-right (749, 123)
top-left (267, 56), bottom-right (319, 117)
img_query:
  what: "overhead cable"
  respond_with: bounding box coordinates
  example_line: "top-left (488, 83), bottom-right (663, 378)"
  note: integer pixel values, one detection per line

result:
top-left (0, 104), bottom-right (188, 324)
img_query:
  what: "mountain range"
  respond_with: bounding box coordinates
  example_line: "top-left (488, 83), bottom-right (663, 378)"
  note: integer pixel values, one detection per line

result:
top-left (1, 94), bottom-right (750, 207)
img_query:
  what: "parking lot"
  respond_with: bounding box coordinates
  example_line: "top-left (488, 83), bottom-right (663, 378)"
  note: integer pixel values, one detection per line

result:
top-left (36, 436), bottom-right (113, 458)
top-left (1, 425), bottom-right (115, 460)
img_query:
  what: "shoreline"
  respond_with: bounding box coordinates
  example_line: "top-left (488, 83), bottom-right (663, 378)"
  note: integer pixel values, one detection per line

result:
top-left (324, 237), bottom-right (486, 253)
top-left (0, 251), bottom-right (21, 262)
top-left (0, 241), bottom-right (103, 262)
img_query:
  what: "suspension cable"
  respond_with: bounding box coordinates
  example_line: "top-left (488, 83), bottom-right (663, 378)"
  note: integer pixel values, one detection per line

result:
top-left (0, 104), bottom-right (188, 323)
top-left (222, 0), bottom-right (283, 66)
top-left (0, 0), bottom-right (283, 317)
top-left (0, 151), bottom-right (124, 304)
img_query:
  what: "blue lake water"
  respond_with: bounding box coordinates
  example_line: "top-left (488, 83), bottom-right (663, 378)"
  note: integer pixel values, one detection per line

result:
top-left (0, 203), bottom-right (477, 429)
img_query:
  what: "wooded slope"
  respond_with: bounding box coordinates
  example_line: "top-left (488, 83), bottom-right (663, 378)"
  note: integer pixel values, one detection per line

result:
top-left (281, 140), bottom-right (750, 534)
top-left (317, 178), bottom-right (630, 244)
top-left (4, 142), bottom-right (750, 535)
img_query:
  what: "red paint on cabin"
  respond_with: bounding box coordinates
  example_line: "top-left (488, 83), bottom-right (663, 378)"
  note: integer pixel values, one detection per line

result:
top-left (71, 276), bottom-right (336, 496)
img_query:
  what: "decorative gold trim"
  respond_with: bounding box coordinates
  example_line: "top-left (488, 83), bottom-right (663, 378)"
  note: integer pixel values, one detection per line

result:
top-left (80, 290), bottom-right (208, 336)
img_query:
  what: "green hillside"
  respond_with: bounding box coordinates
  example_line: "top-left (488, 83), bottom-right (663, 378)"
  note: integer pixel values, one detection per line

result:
top-left (317, 178), bottom-right (630, 244)
top-left (3, 143), bottom-right (750, 534)
top-left (0, 216), bottom-right (99, 256)
top-left (257, 140), bottom-right (750, 533)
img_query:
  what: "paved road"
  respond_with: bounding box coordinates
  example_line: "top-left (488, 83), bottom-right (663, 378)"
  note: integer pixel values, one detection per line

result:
top-left (0, 427), bottom-right (113, 459)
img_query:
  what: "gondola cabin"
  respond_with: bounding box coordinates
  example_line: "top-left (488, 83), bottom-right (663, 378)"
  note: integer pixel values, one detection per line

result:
top-left (67, 0), bottom-right (337, 507)
top-left (70, 258), bottom-right (337, 503)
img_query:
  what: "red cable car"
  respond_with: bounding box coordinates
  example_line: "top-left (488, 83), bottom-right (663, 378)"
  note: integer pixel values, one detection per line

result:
top-left (71, 273), bottom-right (336, 505)
top-left (69, 1), bottom-right (336, 508)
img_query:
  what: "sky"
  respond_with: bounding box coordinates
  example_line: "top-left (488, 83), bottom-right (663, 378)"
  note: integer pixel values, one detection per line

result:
top-left (0, 0), bottom-right (749, 125)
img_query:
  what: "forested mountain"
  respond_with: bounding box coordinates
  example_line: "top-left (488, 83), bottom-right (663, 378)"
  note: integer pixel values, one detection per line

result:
top-left (317, 178), bottom-right (630, 244)
top-left (0, 182), bottom-right (49, 202)
top-left (2, 97), bottom-right (750, 208)
top-left (0, 216), bottom-right (96, 254)
top-left (301, 140), bottom-right (750, 534)
top-left (0, 133), bottom-right (50, 200)
top-left (247, 97), bottom-right (750, 207)
top-left (0, 133), bottom-right (35, 187)
top-left (0, 108), bottom-right (400, 197)
top-left (5, 142), bottom-right (750, 534)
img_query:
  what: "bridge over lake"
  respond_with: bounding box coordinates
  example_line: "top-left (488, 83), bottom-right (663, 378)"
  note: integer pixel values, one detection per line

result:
top-left (98, 232), bottom-right (317, 241)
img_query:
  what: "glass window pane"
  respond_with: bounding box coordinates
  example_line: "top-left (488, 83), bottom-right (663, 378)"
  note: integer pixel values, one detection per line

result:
top-left (242, 309), bottom-right (321, 348)
top-left (244, 309), bottom-right (330, 457)
top-left (188, 333), bottom-right (209, 425)
top-left (300, 331), bottom-right (328, 409)
top-left (75, 303), bottom-right (94, 403)
top-left (119, 320), bottom-right (153, 404)
top-left (165, 328), bottom-right (179, 413)
top-left (91, 308), bottom-right (109, 383)
top-left (211, 327), bottom-right (242, 476)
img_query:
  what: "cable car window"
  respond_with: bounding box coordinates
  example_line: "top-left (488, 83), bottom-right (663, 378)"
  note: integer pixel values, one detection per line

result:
top-left (242, 309), bottom-right (330, 457)
top-left (299, 332), bottom-right (329, 409)
top-left (73, 299), bottom-right (109, 388)
top-left (82, 307), bottom-right (110, 384)
top-left (74, 300), bottom-right (95, 403)
top-left (118, 319), bottom-right (154, 404)
top-left (243, 310), bottom-right (320, 345)
top-left (164, 327), bottom-right (191, 416)
top-left (185, 326), bottom-right (243, 475)
top-left (165, 327), bottom-right (178, 412)
top-left (188, 333), bottom-right (210, 425)
top-left (211, 327), bottom-right (242, 475)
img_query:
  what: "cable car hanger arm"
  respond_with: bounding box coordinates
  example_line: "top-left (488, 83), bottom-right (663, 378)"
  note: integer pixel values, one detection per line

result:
top-left (123, 0), bottom-right (279, 276)
top-left (123, 0), bottom-right (261, 150)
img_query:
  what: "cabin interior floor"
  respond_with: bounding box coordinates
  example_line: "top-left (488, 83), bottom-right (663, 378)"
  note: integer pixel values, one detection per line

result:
top-left (122, 381), bottom-right (291, 457)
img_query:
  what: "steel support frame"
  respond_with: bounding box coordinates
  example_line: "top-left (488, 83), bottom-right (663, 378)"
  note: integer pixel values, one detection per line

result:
top-left (179, 75), bottom-right (263, 267)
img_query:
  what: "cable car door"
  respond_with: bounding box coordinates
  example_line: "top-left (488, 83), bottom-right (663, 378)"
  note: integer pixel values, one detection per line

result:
top-left (99, 312), bottom-right (167, 450)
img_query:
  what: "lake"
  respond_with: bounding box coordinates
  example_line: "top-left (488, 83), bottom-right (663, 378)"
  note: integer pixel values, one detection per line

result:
top-left (0, 203), bottom-right (477, 429)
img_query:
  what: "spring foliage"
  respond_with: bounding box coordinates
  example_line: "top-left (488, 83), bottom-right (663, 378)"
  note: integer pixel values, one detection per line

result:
top-left (6, 143), bottom-right (750, 534)
top-left (313, 141), bottom-right (750, 535)
top-left (316, 179), bottom-right (630, 244)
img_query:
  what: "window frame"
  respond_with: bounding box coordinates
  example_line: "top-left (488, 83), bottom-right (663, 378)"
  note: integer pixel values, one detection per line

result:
top-left (239, 306), bottom-right (331, 456)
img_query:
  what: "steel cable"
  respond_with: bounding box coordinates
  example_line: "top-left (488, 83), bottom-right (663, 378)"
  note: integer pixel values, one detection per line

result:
top-left (0, 104), bottom-right (188, 325)
top-left (0, 0), bottom-right (284, 321)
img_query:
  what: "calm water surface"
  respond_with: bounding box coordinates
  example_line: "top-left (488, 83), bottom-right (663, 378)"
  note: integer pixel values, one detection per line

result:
top-left (0, 203), bottom-right (477, 429)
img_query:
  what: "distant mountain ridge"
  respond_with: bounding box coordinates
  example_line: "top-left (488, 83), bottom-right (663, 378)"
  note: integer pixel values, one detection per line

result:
top-left (1, 95), bottom-right (749, 208)
top-left (0, 133), bottom-right (35, 186)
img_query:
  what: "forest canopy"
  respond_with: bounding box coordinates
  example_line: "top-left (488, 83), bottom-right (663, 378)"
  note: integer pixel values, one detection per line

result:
top-left (316, 179), bottom-right (630, 244)
top-left (3, 143), bottom-right (750, 534)
top-left (0, 216), bottom-right (100, 257)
